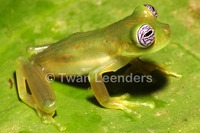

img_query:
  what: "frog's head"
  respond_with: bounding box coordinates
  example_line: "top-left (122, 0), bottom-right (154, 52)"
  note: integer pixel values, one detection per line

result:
top-left (123, 4), bottom-right (171, 57)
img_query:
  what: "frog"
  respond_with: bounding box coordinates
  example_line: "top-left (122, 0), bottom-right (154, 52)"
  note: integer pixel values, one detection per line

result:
top-left (16, 4), bottom-right (181, 131)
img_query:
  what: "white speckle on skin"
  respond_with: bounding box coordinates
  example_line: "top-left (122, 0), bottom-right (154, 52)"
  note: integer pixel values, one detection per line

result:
top-left (147, 129), bottom-right (155, 133)
top-left (155, 109), bottom-right (168, 117)
top-left (169, 98), bottom-right (176, 103)
top-left (34, 25), bottom-right (41, 33)
top-left (35, 38), bottom-right (55, 45)
top-left (177, 52), bottom-right (185, 58)
top-left (51, 20), bottom-right (66, 33)
top-left (94, 0), bottom-right (102, 6)
top-left (164, 61), bottom-right (173, 66)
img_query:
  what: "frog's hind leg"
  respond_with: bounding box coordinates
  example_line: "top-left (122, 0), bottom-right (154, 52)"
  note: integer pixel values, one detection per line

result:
top-left (126, 58), bottom-right (182, 78)
top-left (16, 57), bottom-right (66, 131)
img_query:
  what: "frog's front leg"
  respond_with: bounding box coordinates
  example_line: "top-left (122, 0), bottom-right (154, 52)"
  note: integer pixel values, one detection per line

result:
top-left (126, 58), bottom-right (182, 78)
top-left (89, 61), bottom-right (154, 117)
top-left (16, 57), bottom-right (66, 131)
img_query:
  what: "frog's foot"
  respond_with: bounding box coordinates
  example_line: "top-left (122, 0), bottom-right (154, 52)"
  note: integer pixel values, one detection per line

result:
top-left (103, 93), bottom-right (155, 118)
top-left (36, 106), bottom-right (66, 131)
top-left (159, 69), bottom-right (182, 78)
top-left (89, 61), bottom-right (155, 118)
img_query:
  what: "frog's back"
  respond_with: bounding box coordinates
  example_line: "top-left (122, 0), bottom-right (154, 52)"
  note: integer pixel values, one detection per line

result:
top-left (31, 30), bottom-right (117, 75)
top-left (30, 15), bottom-right (135, 75)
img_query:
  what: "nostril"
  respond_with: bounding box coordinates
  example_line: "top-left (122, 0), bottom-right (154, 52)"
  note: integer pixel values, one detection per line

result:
top-left (163, 24), bottom-right (171, 35)
top-left (165, 28), bottom-right (170, 35)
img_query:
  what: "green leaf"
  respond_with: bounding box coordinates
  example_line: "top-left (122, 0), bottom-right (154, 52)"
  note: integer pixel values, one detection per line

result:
top-left (1, 0), bottom-right (200, 132)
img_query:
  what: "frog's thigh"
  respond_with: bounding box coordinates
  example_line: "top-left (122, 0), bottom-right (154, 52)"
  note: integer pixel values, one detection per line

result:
top-left (16, 57), bottom-right (57, 116)
top-left (128, 58), bottom-right (181, 78)
top-left (16, 57), bottom-right (36, 108)
top-left (128, 58), bottom-right (161, 74)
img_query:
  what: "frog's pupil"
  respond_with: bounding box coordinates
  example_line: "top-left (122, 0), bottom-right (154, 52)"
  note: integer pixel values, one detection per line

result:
top-left (144, 31), bottom-right (152, 37)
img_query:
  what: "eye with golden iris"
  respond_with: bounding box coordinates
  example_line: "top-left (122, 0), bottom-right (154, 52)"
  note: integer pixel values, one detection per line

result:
top-left (136, 24), bottom-right (155, 48)
top-left (144, 4), bottom-right (158, 18)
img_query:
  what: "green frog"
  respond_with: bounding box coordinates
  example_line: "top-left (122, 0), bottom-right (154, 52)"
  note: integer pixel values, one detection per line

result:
top-left (16, 4), bottom-right (180, 131)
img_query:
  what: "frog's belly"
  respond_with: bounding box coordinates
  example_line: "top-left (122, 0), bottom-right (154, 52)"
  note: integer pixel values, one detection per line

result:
top-left (40, 56), bottom-right (111, 76)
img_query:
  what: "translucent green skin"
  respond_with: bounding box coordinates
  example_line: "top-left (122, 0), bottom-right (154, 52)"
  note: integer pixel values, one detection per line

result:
top-left (32, 5), bottom-right (170, 75)
top-left (16, 5), bottom-right (170, 130)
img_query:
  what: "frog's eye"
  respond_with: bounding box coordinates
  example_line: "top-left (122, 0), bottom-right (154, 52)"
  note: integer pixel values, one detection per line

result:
top-left (136, 24), bottom-right (155, 48)
top-left (144, 4), bottom-right (158, 18)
